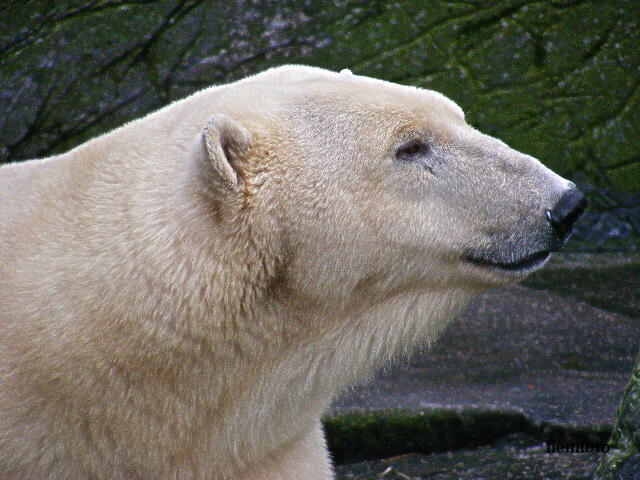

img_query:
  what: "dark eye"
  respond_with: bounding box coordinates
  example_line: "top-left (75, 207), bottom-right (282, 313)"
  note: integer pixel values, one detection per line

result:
top-left (396, 141), bottom-right (430, 160)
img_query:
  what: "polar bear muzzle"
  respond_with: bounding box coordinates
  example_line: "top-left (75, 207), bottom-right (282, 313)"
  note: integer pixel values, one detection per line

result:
top-left (465, 186), bottom-right (587, 273)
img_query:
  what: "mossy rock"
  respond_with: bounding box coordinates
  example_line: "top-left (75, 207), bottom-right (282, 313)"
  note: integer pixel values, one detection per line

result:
top-left (1, 0), bottom-right (639, 195)
top-left (323, 408), bottom-right (611, 465)
top-left (596, 355), bottom-right (640, 479)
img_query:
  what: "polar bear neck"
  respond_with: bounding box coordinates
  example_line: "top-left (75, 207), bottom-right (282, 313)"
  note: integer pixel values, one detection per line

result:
top-left (206, 286), bottom-right (476, 473)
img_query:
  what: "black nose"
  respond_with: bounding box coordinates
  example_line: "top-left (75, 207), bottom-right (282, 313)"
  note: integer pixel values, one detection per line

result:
top-left (546, 188), bottom-right (587, 240)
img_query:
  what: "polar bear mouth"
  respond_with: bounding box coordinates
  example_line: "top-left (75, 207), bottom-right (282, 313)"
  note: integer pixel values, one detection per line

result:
top-left (465, 250), bottom-right (551, 272)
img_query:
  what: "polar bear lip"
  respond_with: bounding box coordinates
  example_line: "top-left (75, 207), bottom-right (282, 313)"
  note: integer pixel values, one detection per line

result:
top-left (465, 249), bottom-right (551, 272)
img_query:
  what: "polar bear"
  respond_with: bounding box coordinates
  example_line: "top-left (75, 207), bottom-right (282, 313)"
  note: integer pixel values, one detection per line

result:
top-left (0, 65), bottom-right (585, 479)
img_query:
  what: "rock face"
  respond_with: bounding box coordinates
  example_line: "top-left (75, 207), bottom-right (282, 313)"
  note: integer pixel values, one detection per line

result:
top-left (1, 0), bottom-right (639, 195)
top-left (596, 356), bottom-right (640, 480)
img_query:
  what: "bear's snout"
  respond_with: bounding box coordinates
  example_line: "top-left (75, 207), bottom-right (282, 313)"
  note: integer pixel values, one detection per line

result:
top-left (545, 187), bottom-right (587, 247)
top-left (464, 186), bottom-right (586, 275)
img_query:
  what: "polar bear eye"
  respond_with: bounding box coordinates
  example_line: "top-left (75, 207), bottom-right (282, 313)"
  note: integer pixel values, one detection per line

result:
top-left (396, 141), bottom-right (430, 160)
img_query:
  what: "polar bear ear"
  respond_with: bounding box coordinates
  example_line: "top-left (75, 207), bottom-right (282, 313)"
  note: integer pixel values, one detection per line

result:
top-left (201, 113), bottom-right (252, 190)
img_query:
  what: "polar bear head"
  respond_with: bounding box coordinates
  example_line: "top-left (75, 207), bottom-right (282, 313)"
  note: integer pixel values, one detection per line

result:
top-left (196, 65), bottom-right (585, 310)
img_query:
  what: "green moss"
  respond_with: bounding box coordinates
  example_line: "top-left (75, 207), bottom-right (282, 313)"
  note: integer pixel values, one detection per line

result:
top-left (323, 408), bottom-right (611, 465)
top-left (607, 164), bottom-right (640, 193)
top-left (324, 408), bottom-right (529, 464)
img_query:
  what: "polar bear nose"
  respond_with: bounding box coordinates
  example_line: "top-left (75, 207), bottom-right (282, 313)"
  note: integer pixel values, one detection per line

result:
top-left (545, 188), bottom-right (587, 241)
